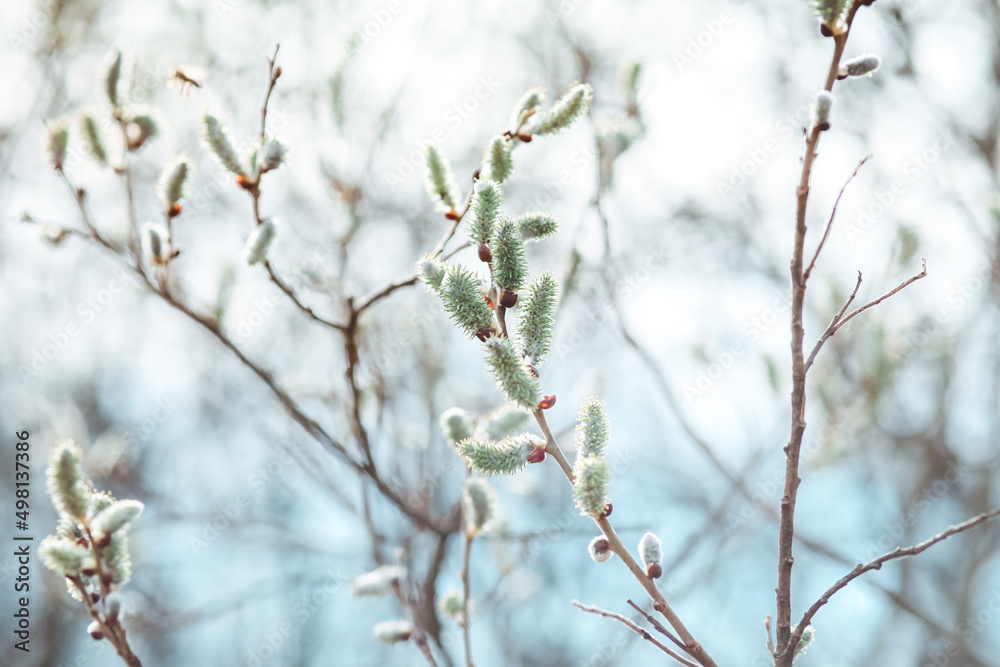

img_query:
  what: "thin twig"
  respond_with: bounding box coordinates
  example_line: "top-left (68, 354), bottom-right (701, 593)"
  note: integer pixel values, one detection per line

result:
top-left (263, 261), bottom-right (347, 331)
top-left (625, 599), bottom-right (686, 652)
top-left (776, 3), bottom-right (867, 660)
top-left (259, 44), bottom-right (280, 144)
top-left (460, 508), bottom-right (474, 667)
top-left (532, 410), bottom-right (717, 667)
top-left (829, 258), bottom-right (927, 336)
top-left (803, 259), bottom-right (927, 374)
top-left (571, 601), bottom-right (698, 667)
top-left (785, 507), bottom-right (1000, 654)
top-left (803, 153), bottom-right (871, 283)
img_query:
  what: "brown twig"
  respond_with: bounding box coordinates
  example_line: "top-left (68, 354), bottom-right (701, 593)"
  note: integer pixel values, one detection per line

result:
top-left (460, 511), bottom-right (474, 667)
top-left (776, 3), bottom-right (911, 663)
top-left (571, 601), bottom-right (698, 667)
top-left (259, 44), bottom-right (280, 145)
top-left (532, 410), bottom-right (716, 667)
top-left (802, 153), bottom-right (872, 284)
top-left (262, 260), bottom-right (346, 331)
top-left (785, 507), bottom-right (1000, 655)
top-left (802, 259), bottom-right (927, 374)
top-left (625, 599), bottom-right (686, 651)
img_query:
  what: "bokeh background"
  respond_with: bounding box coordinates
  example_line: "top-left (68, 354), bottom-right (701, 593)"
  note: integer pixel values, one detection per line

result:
top-left (2, 0), bottom-right (999, 665)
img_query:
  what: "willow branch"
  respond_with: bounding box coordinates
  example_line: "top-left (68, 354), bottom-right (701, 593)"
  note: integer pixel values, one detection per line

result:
top-left (532, 410), bottom-right (716, 667)
top-left (784, 508), bottom-right (1000, 656)
top-left (572, 601), bottom-right (698, 667)
top-left (803, 153), bottom-right (871, 284)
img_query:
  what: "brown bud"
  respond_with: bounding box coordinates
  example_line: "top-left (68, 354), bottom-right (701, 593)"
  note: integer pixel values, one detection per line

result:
top-left (653, 600), bottom-right (666, 613)
top-left (475, 324), bottom-right (498, 341)
top-left (88, 624), bottom-right (104, 640)
top-left (601, 502), bottom-right (613, 518)
top-left (81, 560), bottom-right (97, 577)
top-left (499, 290), bottom-right (518, 308)
top-left (516, 133), bottom-right (533, 143)
top-left (90, 592), bottom-right (101, 604)
top-left (478, 243), bottom-right (493, 262)
top-left (817, 121), bottom-right (831, 132)
top-left (273, 66), bottom-right (282, 79)
top-left (819, 23), bottom-right (834, 37)
top-left (539, 395), bottom-right (556, 410)
top-left (100, 572), bottom-right (114, 587)
top-left (646, 563), bottom-right (662, 579)
top-left (527, 447), bottom-right (546, 464)
top-left (445, 209), bottom-right (460, 221)
top-left (168, 202), bottom-right (183, 218)
top-left (591, 537), bottom-right (610, 555)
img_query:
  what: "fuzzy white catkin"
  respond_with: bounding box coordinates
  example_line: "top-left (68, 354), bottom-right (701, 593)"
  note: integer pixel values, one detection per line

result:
top-left (244, 218), bottom-right (279, 265)
top-left (351, 565), bottom-right (405, 597)
top-left (260, 139), bottom-right (287, 172)
top-left (372, 620), bottom-right (413, 644)
top-left (157, 155), bottom-right (192, 211)
top-left (91, 500), bottom-right (144, 544)
top-left (47, 120), bottom-right (70, 170)
top-left (813, 91), bottom-right (834, 127)
top-left (141, 223), bottom-right (170, 265)
top-left (840, 54), bottom-right (881, 77)
top-left (588, 535), bottom-right (613, 563)
top-left (638, 532), bottom-right (662, 568)
top-left (87, 620), bottom-right (104, 640)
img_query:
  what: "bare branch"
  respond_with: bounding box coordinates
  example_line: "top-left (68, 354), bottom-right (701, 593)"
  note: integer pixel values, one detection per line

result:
top-left (626, 599), bottom-right (686, 652)
top-left (803, 154), bottom-right (871, 283)
top-left (804, 259), bottom-right (927, 374)
top-left (572, 601), bottom-right (698, 667)
top-left (532, 410), bottom-right (717, 667)
top-left (263, 260), bottom-right (347, 331)
top-left (782, 508), bottom-right (1000, 660)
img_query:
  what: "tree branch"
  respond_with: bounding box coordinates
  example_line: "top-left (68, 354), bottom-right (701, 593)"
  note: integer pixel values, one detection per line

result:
top-left (571, 601), bottom-right (698, 667)
top-left (784, 508), bottom-right (1000, 657)
top-left (803, 153), bottom-right (871, 284)
top-left (803, 259), bottom-right (927, 373)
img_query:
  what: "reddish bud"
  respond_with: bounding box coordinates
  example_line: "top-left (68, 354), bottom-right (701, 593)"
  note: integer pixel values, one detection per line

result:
top-left (592, 538), bottom-right (610, 554)
top-left (819, 23), bottom-right (834, 37)
top-left (601, 502), bottom-right (613, 518)
top-left (516, 133), bottom-right (533, 143)
top-left (475, 324), bottom-right (497, 341)
top-left (90, 592), bottom-right (101, 604)
top-left (478, 243), bottom-right (493, 262)
top-left (499, 290), bottom-right (518, 308)
top-left (539, 395), bottom-right (556, 410)
top-left (445, 209), bottom-right (460, 221)
top-left (168, 202), bottom-right (182, 218)
top-left (527, 447), bottom-right (546, 464)
top-left (273, 66), bottom-right (282, 79)
top-left (100, 572), bottom-right (114, 587)
top-left (653, 600), bottom-right (666, 613)
top-left (646, 563), bottom-right (662, 579)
